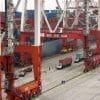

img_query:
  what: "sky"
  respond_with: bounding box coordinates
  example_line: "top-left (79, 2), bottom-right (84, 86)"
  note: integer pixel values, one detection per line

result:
top-left (0, 0), bottom-right (77, 11)
top-left (0, 0), bottom-right (58, 11)
top-left (0, 0), bottom-right (98, 12)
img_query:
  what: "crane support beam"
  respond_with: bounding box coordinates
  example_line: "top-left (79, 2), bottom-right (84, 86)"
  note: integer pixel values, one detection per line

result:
top-left (34, 0), bottom-right (41, 46)
top-left (20, 0), bottom-right (27, 31)
top-left (84, 0), bottom-right (90, 36)
top-left (5, 0), bottom-right (14, 54)
top-left (98, 0), bottom-right (100, 30)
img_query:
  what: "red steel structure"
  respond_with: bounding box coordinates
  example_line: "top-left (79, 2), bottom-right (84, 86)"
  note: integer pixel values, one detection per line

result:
top-left (0, 0), bottom-right (100, 99)
top-left (0, 0), bottom-right (42, 99)
top-left (19, 30), bottom-right (84, 64)
top-left (0, 29), bottom-right (99, 99)
top-left (83, 30), bottom-right (100, 72)
top-left (13, 45), bottom-right (41, 99)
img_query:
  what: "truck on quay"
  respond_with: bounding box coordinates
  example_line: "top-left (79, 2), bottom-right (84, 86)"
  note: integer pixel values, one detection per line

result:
top-left (56, 57), bottom-right (72, 69)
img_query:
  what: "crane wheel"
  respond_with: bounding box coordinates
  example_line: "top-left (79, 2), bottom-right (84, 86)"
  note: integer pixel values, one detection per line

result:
top-left (83, 68), bottom-right (89, 73)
